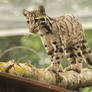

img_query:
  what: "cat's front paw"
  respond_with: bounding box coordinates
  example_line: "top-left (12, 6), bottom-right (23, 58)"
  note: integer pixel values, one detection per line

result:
top-left (64, 64), bottom-right (81, 73)
top-left (46, 65), bottom-right (63, 73)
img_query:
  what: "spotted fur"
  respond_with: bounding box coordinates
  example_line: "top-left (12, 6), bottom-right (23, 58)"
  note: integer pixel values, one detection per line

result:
top-left (23, 6), bottom-right (92, 73)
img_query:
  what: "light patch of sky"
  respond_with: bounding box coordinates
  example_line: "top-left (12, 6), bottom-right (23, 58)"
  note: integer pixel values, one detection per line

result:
top-left (0, 0), bottom-right (92, 29)
top-left (0, 0), bottom-right (9, 4)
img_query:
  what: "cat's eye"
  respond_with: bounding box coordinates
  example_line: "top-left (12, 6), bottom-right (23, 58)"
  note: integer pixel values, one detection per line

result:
top-left (35, 19), bottom-right (39, 23)
top-left (35, 18), bottom-right (45, 23)
top-left (39, 18), bottom-right (45, 21)
top-left (27, 21), bottom-right (29, 24)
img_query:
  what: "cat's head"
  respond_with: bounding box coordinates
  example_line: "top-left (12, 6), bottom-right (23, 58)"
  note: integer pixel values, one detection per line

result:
top-left (23, 6), bottom-right (46, 34)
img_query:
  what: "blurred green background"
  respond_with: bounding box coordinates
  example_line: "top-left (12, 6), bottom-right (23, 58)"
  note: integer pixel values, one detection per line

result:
top-left (0, 30), bottom-right (92, 68)
top-left (0, 0), bottom-right (92, 92)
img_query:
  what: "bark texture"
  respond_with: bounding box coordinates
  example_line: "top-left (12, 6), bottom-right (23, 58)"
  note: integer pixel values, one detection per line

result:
top-left (0, 61), bottom-right (92, 90)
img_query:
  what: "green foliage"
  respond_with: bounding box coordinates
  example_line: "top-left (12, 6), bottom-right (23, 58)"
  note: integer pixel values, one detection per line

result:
top-left (0, 29), bottom-right (92, 68)
top-left (83, 87), bottom-right (89, 92)
top-left (85, 29), bottom-right (92, 49)
top-left (21, 35), bottom-right (44, 51)
top-left (21, 34), bottom-right (49, 67)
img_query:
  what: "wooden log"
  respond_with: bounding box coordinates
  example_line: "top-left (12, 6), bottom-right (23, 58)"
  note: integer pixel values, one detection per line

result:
top-left (0, 61), bottom-right (92, 91)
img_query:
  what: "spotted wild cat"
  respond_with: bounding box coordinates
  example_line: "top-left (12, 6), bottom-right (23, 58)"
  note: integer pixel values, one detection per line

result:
top-left (23, 6), bottom-right (92, 73)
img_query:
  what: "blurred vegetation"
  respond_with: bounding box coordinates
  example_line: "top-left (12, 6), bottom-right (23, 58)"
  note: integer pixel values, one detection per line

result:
top-left (0, 29), bottom-right (92, 92)
top-left (0, 34), bottom-right (49, 68)
top-left (0, 30), bottom-right (92, 67)
top-left (0, 29), bottom-right (92, 68)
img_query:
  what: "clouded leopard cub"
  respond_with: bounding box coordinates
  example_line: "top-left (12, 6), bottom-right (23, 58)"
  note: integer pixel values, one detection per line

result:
top-left (23, 6), bottom-right (92, 73)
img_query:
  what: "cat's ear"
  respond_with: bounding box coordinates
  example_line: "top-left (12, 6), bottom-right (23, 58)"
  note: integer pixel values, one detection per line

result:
top-left (38, 5), bottom-right (46, 15)
top-left (22, 9), bottom-right (30, 19)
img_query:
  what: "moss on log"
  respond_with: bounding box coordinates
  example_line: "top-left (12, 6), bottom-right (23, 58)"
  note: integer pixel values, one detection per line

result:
top-left (0, 61), bottom-right (92, 90)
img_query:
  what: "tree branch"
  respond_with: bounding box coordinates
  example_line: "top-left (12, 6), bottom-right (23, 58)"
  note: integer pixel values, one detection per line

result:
top-left (0, 61), bottom-right (92, 90)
